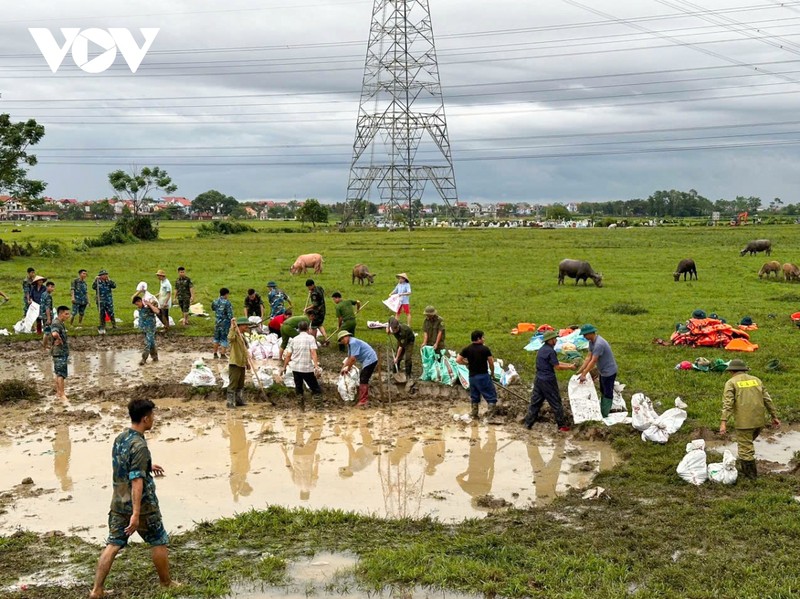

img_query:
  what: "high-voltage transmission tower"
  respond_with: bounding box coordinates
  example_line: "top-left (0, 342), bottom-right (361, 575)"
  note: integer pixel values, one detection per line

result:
top-left (343, 0), bottom-right (459, 229)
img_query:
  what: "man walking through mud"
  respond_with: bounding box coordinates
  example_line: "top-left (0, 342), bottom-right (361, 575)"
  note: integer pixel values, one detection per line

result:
top-left (89, 399), bottom-right (179, 598)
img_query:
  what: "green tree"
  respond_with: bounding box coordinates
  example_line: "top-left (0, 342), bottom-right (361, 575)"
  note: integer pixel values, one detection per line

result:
top-left (159, 204), bottom-right (185, 220)
top-left (90, 200), bottom-right (115, 220)
top-left (108, 166), bottom-right (177, 216)
top-left (0, 114), bottom-right (46, 203)
top-left (296, 198), bottom-right (329, 227)
top-left (192, 190), bottom-right (239, 216)
top-left (59, 203), bottom-right (85, 220)
top-left (545, 204), bottom-right (571, 220)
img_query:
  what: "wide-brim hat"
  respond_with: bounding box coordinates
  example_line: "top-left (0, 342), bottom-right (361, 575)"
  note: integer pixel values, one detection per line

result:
top-left (337, 330), bottom-right (352, 341)
top-left (726, 359), bottom-right (750, 372)
top-left (424, 305), bottom-right (437, 316)
top-left (580, 323), bottom-right (598, 336)
top-left (396, 272), bottom-right (410, 282)
top-left (98, 269), bottom-right (108, 276)
top-left (235, 316), bottom-right (253, 326)
top-left (32, 275), bottom-right (46, 283)
top-left (542, 330), bottom-right (558, 342)
top-left (155, 269), bottom-right (167, 277)
top-left (267, 281), bottom-right (277, 287)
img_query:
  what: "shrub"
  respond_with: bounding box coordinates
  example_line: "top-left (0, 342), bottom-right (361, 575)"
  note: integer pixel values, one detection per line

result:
top-left (0, 379), bottom-right (41, 403)
top-left (37, 240), bottom-right (62, 257)
top-left (85, 216), bottom-right (159, 247)
top-left (196, 220), bottom-right (257, 237)
top-left (607, 302), bottom-right (649, 315)
top-left (0, 241), bottom-right (11, 261)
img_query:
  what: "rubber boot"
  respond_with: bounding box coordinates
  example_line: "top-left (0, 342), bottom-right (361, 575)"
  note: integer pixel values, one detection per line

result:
top-left (600, 397), bottom-right (613, 418)
top-left (139, 351), bottom-right (148, 366)
top-left (226, 389), bottom-right (236, 408)
top-left (150, 349), bottom-right (159, 362)
top-left (405, 361), bottom-right (412, 377)
top-left (235, 390), bottom-right (246, 406)
top-left (356, 384), bottom-right (369, 407)
top-left (298, 394), bottom-right (306, 411)
top-left (470, 403), bottom-right (480, 419)
top-left (742, 460), bottom-right (758, 480)
top-left (487, 403), bottom-right (498, 418)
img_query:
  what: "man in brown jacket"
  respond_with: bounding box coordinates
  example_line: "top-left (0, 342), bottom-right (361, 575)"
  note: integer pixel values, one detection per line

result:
top-left (719, 359), bottom-right (780, 479)
top-left (227, 317), bottom-right (252, 409)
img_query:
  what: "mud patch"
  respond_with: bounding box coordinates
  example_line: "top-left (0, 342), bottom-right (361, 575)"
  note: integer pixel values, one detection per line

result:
top-left (713, 427), bottom-right (800, 473)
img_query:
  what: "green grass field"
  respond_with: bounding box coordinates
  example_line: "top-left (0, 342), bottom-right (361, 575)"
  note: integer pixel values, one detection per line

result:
top-left (2, 221), bottom-right (800, 598)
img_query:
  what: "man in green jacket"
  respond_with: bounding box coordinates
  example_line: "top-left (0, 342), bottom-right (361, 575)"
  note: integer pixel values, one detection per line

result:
top-left (719, 359), bottom-right (780, 479)
top-left (227, 317), bottom-right (252, 409)
top-left (332, 292), bottom-right (360, 352)
top-left (279, 314), bottom-right (311, 360)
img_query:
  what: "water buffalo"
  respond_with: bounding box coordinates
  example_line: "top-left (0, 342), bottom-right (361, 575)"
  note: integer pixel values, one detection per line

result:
top-left (289, 253), bottom-right (324, 275)
top-left (740, 239), bottom-right (772, 256)
top-left (352, 263), bottom-right (375, 285)
top-left (674, 258), bottom-right (697, 282)
top-left (558, 259), bottom-right (603, 287)
top-left (783, 263), bottom-right (800, 282)
top-left (758, 261), bottom-right (781, 279)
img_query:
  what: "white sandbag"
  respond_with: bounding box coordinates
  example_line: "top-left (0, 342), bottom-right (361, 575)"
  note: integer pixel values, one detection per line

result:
top-left (708, 450), bottom-right (738, 484)
top-left (612, 381), bottom-right (627, 412)
top-left (0, 329), bottom-right (9, 336)
top-left (675, 397), bottom-right (688, 410)
top-left (500, 364), bottom-right (520, 386)
top-left (251, 366), bottom-right (274, 388)
top-left (568, 375), bottom-right (603, 424)
top-left (14, 301), bottom-right (39, 334)
top-left (631, 393), bottom-right (659, 431)
top-left (337, 367), bottom-right (359, 401)
top-left (382, 294), bottom-right (402, 312)
top-left (368, 320), bottom-right (389, 329)
top-left (180, 359), bottom-right (217, 387)
top-left (283, 364), bottom-right (295, 388)
top-left (641, 408), bottom-right (687, 444)
top-left (677, 439), bottom-right (708, 486)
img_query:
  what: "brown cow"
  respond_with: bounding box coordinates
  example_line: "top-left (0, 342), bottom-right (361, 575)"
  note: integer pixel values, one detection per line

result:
top-left (352, 264), bottom-right (375, 285)
top-left (783, 263), bottom-right (800, 282)
top-left (289, 253), bottom-right (324, 275)
top-left (758, 261), bottom-right (781, 279)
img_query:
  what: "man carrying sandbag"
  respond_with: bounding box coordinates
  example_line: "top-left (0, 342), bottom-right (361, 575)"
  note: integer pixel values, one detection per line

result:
top-left (576, 323), bottom-right (617, 418)
top-left (719, 359), bottom-right (780, 480)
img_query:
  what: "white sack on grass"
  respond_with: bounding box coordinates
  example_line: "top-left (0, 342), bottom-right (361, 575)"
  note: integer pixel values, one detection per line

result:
top-left (708, 450), bottom-right (738, 484)
top-left (631, 393), bottom-right (660, 431)
top-left (568, 375), bottom-right (603, 424)
top-left (337, 367), bottom-right (360, 401)
top-left (500, 364), bottom-right (520, 386)
top-left (677, 439), bottom-right (708, 486)
top-left (612, 381), bottom-right (627, 412)
top-left (641, 408), bottom-right (688, 444)
top-left (14, 301), bottom-right (39, 334)
top-left (283, 364), bottom-right (295, 389)
top-left (382, 294), bottom-right (402, 312)
top-left (675, 397), bottom-right (688, 410)
top-left (368, 320), bottom-right (389, 329)
top-left (181, 359), bottom-right (217, 387)
top-left (133, 311), bottom-right (174, 329)
top-left (251, 366), bottom-right (274, 388)
top-left (0, 329), bottom-right (9, 336)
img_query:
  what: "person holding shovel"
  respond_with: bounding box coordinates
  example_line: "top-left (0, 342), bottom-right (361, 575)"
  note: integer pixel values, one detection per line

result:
top-left (227, 317), bottom-right (253, 408)
top-left (719, 359), bottom-right (780, 480)
top-left (576, 323), bottom-right (618, 418)
top-left (339, 331), bottom-right (378, 408)
top-left (332, 292), bottom-right (361, 352)
top-left (387, 317), bottom-right (415, 380)
top-left (305, 279), bottom-right (328, 345)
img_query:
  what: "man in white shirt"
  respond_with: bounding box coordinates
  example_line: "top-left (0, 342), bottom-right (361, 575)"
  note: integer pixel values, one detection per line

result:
top-left (280, 320), bottom-right (322, 410)
top-left (155, 269), bottom-right (172, 332)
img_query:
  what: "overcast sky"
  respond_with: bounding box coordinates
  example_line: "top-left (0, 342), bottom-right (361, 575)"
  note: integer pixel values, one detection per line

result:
top-left (2, 0), bottom-right (800, 205)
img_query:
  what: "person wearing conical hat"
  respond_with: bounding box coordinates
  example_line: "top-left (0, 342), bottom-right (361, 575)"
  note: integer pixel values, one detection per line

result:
top-left (719, 359), bottom-right (780, 480)
top-left (155, 269), bottom-right (172, 332)
top-left (391, 273), bottom-right (412, 325)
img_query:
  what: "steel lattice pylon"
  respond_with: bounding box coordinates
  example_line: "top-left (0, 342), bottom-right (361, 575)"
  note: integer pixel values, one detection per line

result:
top-left (343, 0), bottom-right (458, 228)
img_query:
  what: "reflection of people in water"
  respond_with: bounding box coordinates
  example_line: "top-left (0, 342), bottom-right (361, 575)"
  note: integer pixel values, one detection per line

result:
top-left (281, 416), bottom-right (323, 500)
top-left (339, 421), bottom-right (377, 477)
top-left (455, 424), bottom-right (497, 504)
top-left (53, 425), bottom-right (73, 491)
top-left (222, 416), bottom-right (253, 501)
top-left (526, 437), bottom-right (566, 504)
top-left (422, 428), bottom-right (445, 476)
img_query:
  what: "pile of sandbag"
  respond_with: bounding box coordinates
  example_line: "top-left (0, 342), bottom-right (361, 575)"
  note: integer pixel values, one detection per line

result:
top-left (251, 365), bottom-right (275, 388)
top-left (524, 326), bottom-right (589, 353)
top-left (419, 346), bottom-right (518, 390)
top-left (568, 376), bottom-right (630, 425)
top-left (632, 393), bottom-right (688, 443)
top-left (181, 359), bottom-right (216, 387)
top-left (676, 440), bottom-right (738, 485)
top-left (670, 317), bottom-right (757, 351)
top-left (248, 333), bottom-right (281, 360)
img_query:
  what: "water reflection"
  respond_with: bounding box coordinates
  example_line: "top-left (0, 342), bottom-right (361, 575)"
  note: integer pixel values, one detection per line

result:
top-left (224, 416), bottom-right (253, 501)
top-left (281, 416), bottom-right (323, 500)
top-left (455, 424), bottom-right (497, 509)
top-left (338, 421), bottom-right (377, 478)
top-left (53, 425), bottom-right (73, 492)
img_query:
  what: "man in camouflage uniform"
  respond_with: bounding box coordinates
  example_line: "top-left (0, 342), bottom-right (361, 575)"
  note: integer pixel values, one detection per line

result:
top-left (305, 279), bottom-right (328, 344)
top-left (89, 399), bottom-right (178, 599)
top-left (133, 295), bottom-right (161, 365)
top-left (22, 267), bottom-right (36, 317)
top-left (70, 269), bottom-right (88, 326)
top-left (49, 305), bottom-right (70, 401)
top-left (267, 281), bottom-right (290, 318)
top-left (39, 280), bottom-right (55, 346)
top-left (174, 266), bottom-right (194, 326)
top-left (92, 269), bottom-right (117, 334)
top-left (719, 359), bottom-right (781, 480)
top-left (211, 287), bottom-right (234, 359)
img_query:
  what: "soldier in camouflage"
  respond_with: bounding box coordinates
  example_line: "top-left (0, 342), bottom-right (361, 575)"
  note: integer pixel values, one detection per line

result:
top-left (211, 287), bottom-right (234, 359)
top-left (49, 305), bottom-right (71, 401)
top-left (133, 295), bottom-right (161, 365)
top-left (22, 267), bottom-right (36, 317)
top-left (39, 280), bottom-right (55, 346)
top-left (70, 269), bottom-right (88, 326)
top-left (174, 266), bottom-right (194, 326)
top-left (267, 281), bottom-right (291, 318)
top-left (89, 399), bottom-right (178, 598)
top-left (305, 279), bottom-right (328, 344)
top-left (92, 269), bottom-right (117, 334)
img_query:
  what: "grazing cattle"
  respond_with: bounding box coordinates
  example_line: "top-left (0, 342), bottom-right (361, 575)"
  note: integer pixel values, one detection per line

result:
top-left (783, 263), bottom-right (800, 282)
top-left (289, 253), bottom-right (324, 275)
top-left (758, 261), bottom-right (781, 279)
top-left (558, 259), bottom-right (603, 287)
top-left (352, 263), bottom-right (376, 285)
top-left (674, 258), bottom-right (697, 282)
top-left (740, 239), bottom-right (772, 256)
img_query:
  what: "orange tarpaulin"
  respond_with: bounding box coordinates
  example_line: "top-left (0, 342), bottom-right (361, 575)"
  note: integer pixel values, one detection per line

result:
top-left (510, 322), bottom-right (536, 335)
top-left (725, 339), bottom-right (759, 352)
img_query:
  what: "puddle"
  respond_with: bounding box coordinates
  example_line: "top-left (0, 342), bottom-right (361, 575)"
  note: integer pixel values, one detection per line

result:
top-left (0, 411), bottom-right (617, 542)
top-left (713, 429), bottom-right (800, 471)
top-left (228, 552), bottom-right (480, 599)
